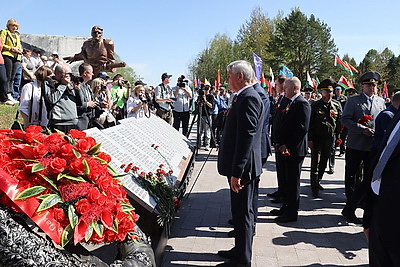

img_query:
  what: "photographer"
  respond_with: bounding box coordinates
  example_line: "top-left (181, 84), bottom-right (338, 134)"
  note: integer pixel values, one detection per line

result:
top-left (172, 75), bottom-right (192, 136)
top-left (110, 74), bottom-right (131, 121)
top-left (43, 64), bottom-right (78, 133)
top-left (197, 83), bottom-right (215, 150)
top-left (127, 84), bottom-right (148, 119)
top-left (154, 72), bottom-right (174, 124)
top-left (91, 78), bottom-right (116, 128)
top-left (75, 63), bottom-right (97, 130)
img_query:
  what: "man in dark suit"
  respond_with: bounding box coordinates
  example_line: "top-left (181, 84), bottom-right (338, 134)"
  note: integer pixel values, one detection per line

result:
top-left (217, 60), bottom-right (264, 267)
top-left (269, 75), bottom-right (289, 203)
top-left (363, 108), bottom-right (400, 266)
top-left (272, 77), bottom-right (311, 223)
top-left (341, 71), bottom-right (386, 224)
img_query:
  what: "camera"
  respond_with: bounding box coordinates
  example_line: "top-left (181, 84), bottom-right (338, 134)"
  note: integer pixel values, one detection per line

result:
top-left (197, 89), bottom-right (204, 96)
top-left (100, 84), bottom-right (107, 90)
top-left (70, 74), bottom-right (83, 84)
top-left (139, 94), bottom-right (147, 103)
top-left (177, 75), bottom-right (187, 88)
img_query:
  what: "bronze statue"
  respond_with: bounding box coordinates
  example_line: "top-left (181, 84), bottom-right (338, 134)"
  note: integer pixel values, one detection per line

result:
top-left (64, 26), bottom-right (126, 76)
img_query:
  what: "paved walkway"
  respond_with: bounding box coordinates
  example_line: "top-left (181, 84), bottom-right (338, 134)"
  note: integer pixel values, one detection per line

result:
top-left (162, 139), bottom-right (368, 266)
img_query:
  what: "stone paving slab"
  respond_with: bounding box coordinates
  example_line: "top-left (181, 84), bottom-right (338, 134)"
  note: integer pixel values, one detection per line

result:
top-left (162, 135), bottom-right (368, 266)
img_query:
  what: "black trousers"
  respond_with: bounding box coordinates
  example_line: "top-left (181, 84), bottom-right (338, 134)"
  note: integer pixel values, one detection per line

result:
top-left (310, 137), bottom-right (333, 191)
top-left (275, 151), bottom-right (285, 195)
top-left (230, 177), bottom-right (258, 264)
top-left (328, 137), bottom-right (335, 171)
top-left (369, 199), bottom-right (400, 266)
top-left (344, 148), bottom-right (371, 199)
top-left (172, 111), bottom-right (190, 136)
top-left (0, 64), bottom-right (8, 102)
top-left (3, 55), bottom-right (19, 95)
top-left (281, 155), bottom-right (305, 214)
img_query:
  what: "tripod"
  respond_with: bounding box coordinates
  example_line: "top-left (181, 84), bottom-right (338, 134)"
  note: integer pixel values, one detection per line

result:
top-left (187, 98), bottom-right (216, 156)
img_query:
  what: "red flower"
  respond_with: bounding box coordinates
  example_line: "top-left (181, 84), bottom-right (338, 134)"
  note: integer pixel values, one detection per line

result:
top-left (33, 143), bottom-right (49, 159)
top-left (173, 196), bottom-right (180, 209)
top-left (48, 157), bottom-right (67, 174)
top-left (75, 199), bottom-right (92, 215)
top-left (358, 115), bottom-right (373, 126)
top-left (87, 187), bottom-right (102, 203)
top-left (25, 125), bottom-right (43, 134)
top-left (283, 151), bottom-right (291, 156)
top-left (76, 139), bottom-right (92, 153)
top-left (97, 152), bottom-right (111, 163)
top-left (53, 207), bottom-right (68, 224)
top-left (69, 129), bottom-right (87, 139)
top-left (335, 139), bottom-right (343, 147)
top-left (58, 143), bottom-right (75, 159)
top-left (69, 158), bottom-right (85, 176)
top-left (124, 165), bottom-right (132, 172)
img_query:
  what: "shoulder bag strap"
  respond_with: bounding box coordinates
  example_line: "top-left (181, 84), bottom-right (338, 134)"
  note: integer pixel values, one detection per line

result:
top-left (28, 83), bottom-right (35, 123)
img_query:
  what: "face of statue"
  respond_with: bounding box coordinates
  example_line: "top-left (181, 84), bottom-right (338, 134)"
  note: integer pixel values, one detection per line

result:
top-left (91, 26), bottom-right (103, 42)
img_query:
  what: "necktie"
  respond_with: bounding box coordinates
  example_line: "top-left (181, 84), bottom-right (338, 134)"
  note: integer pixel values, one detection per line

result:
top-left (371, 123), bottom-right (400, 194)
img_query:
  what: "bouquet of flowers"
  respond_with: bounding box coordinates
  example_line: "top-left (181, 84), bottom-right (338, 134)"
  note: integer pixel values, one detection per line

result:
top-left (0, 126), bottom-right (138, 247)
top-left (120, 163), bottom-right (180, 227)
top-left (358, 115), bottom-right (373, 127)
top-left (335, 139), bottom-right (343, 147)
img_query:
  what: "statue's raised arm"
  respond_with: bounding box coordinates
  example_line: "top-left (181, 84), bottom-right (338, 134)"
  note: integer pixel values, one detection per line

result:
top-left (64, 26), bottom-right (126, 76)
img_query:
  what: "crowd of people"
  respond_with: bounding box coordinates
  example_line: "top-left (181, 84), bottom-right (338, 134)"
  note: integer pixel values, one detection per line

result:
top-left (2, 17), bottom-right (399, 267)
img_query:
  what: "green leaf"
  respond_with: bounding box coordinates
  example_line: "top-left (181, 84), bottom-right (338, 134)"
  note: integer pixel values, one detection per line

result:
top-left (15, 186), bottom-right (47, 200)
top-left (13, 158), bottom-right (40, 163)
top-left (111, 219), bottom-right (119, 233)
top-left (72, 149), bottom-right (81, 159)
top-left (36, 194), bottom-right (52, 200)
top-left (7, 138), bottom-right (24, 142)
top-left (32, 163), bottom-right (45, 173)
top-left (113, 173), bottom-right (129, 178)
top-left (57, 174), bottom-right (86, 182)
top-left (108, 165), bottom-right (118, 175)
top-left (83, 159), bottom-right (90, 176)
top-left (37, 194), bottom-right (62, 212)
top-left (38, 174), bottom-right (58, 190)
top-left (94, 156), bottom-right (107, 165)
top-left (92, 221), bottom-right (104, 237)
top-left (54, 128), bottom-right (66, 138)
top-left (122, 203), bottom-right (135, 213)
top-left (84, 223), bottom-right (94, 242)
top-left (87, 143), bottom-right (102, 155)
top-left (61, 224), bottom-right (73, 247)
top-left (68, 205), bottom-right (79, 228)
top-left (45, 127), bottom-right (52, 135)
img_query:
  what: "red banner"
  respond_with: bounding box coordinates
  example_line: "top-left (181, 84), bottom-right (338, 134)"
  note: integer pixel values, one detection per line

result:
top-left (0, 169), bottom-right (64, 245)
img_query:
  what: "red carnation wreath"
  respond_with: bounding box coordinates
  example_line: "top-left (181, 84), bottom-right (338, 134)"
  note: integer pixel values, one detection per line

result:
top-left (0, 126), bottom-right (138, 247)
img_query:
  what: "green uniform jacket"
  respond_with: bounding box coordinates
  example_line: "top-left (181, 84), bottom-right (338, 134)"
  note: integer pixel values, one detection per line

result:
top-left (308, 99), bottom-right (342, 141)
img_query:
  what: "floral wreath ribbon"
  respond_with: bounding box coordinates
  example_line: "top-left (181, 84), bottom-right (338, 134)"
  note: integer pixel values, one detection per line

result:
top-left (0, 169), bottom-right (64, 244)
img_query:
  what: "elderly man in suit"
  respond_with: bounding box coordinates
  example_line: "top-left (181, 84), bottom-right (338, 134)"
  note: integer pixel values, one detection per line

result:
top-left (217, 60), bottom-right (264, 267)
top-left (341, 71), bottom-right (386, 224)
top-left (363, 109), bottom-right (400, 266)
top-left (272, 77), bottom-right (311, 223)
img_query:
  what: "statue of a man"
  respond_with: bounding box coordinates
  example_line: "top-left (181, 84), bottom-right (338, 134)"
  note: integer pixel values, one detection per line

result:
top-left (64, 26), bottom-right (126, 76)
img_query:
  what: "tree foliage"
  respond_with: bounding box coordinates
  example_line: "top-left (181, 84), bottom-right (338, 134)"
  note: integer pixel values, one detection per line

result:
top-left (268, 8), bottom-right (337, 82)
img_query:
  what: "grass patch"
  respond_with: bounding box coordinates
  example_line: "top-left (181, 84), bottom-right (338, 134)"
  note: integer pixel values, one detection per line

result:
top-left (0, 104), bottom-right (22, 129)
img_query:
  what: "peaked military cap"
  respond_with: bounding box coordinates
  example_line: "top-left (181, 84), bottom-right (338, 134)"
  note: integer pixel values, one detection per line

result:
top-left (317, 78), bottom-right (337, 91)
top-left (358, 71), bottom-right (382, 85)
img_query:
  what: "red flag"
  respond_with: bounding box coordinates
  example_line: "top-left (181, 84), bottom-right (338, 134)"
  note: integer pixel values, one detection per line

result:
top-left (194, 78), bottom-right (198, 89)
top-left (382, 81), bottom-right (389, 98)
top-left (260, 72), bottom-right (267, 88)
top-left (347, 62), bottom-right (359, 74)
top-left (216, 67), bottom-right (221, 89)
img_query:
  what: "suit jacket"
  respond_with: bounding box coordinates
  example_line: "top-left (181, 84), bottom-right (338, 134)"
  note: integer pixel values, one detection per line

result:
top-left (341, 93), bottom-right (386, 151)
top-left (218, 85), bottom-right (264, 180)
top-left (253, 83), bottom-right (272, 158)
top-left (276, 94), bottom-right (311, 157)
top-left (271, 95), bottom-right (290, 145)
top-left (363, 110), bottom-right (400, 245)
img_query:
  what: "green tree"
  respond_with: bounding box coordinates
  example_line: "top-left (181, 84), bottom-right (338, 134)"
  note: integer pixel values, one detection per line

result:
top-left (188, 33), bottom-right (234, 85)
top-left (235, 7), bottom-right (274, 63)
top-left (387, 55), bottom-right (400, 89)
top-left (268, 8), bottom-right (337, 82)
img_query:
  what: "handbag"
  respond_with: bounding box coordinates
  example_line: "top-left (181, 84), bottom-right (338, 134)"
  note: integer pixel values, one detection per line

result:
top-left (11, 110), bottom-right (23, 130)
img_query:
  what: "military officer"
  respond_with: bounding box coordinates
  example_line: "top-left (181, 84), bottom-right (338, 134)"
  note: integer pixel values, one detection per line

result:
top-left (308, 78), bottom-right (342, 198)
top-left (341, 71), bottom-right (386, 224)
top-left (333, 86), bottom-right (348, 157)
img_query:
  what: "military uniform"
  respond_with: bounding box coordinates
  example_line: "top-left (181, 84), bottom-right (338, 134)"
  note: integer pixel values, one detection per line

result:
top-left (307, 79), bottom-right (341, 197)
top-left (309, 97), bottom-right (341, 195)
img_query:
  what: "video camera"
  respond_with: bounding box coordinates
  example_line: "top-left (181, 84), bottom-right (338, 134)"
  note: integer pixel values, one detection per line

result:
top-left (70, 74), bottom-right (83, 85)
top-left (177, 75), bottom-right (187, 88)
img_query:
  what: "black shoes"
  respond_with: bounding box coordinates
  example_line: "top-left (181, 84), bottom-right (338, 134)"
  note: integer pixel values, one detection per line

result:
top-left (274, 213), bottom-right (298, 223)
top-left (327, 169), bottom-right (334, 174)
top-left (270, 196), bottom-right (283, 203)
top-left (227, 219), bottom-right (234, 226)
top-left (341, 208), bottom-right (362, 224)
top-left (267, 190), bottom-right (280, 197)
top-left (318, 184), bottom-right (324, 190)
top-left (218, 247), bottom-right (237, 259)
top-left (228, 230), bottom-right (235, 238)
top-left (312, 190), bottom-right (319, 198)
top-left (270, 208), bottom-right (285, 216)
